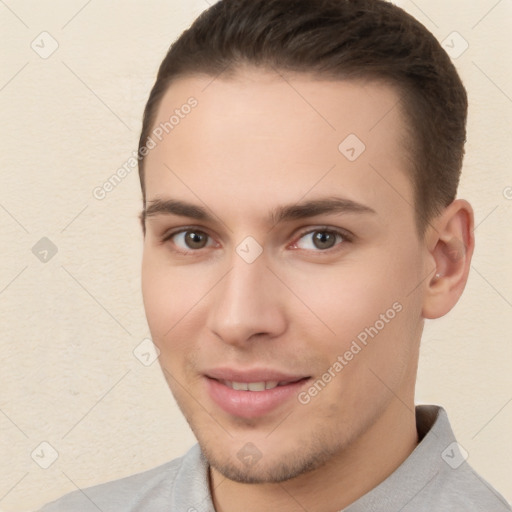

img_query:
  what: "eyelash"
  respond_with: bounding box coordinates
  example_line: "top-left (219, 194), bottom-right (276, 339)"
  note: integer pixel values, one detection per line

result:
top-left (160, 226), bottom-right (353, 255)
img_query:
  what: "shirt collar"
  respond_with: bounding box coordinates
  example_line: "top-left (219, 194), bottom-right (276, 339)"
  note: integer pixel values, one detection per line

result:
top-left (344, 404), bottom-right (453, 511)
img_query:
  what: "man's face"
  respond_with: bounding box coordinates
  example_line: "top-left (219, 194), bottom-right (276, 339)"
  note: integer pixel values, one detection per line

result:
top-left (141, 70), bottom-right (429, 483)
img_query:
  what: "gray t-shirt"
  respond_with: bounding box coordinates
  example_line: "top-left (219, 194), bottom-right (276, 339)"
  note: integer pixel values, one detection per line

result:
top-left (39, 405), bottom-right (511, 511)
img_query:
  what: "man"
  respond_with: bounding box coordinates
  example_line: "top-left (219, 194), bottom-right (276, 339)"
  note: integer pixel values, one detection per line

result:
top-left (40, 0), bottom-right (511, 510)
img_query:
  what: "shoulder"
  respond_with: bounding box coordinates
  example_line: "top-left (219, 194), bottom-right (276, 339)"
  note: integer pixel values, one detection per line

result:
top-left (429, 461), bottom-right (512, 511)
top-left (346, 406), bottom-right (511, 512)
top-left (38, 451), bottom-right (188, 512)
top-left (414, 407), bottom-right (511, 511)
top-left (415, 406), bottom-right (510, 510)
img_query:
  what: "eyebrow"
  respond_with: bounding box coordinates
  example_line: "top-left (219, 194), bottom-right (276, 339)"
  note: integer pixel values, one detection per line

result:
top-left (142, 196), bottom-right (376, 226)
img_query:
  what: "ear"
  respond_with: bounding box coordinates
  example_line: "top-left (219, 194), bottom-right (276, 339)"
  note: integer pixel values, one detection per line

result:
top-left (422, 199), bottom-right (475, 319)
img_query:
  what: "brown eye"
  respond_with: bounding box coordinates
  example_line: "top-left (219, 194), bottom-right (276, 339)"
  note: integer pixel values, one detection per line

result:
top-left (168, 229), bottom-right (213, 251)
top-left (312, 231), bottom-right (337, 249)
top-left (295, 229), bottom-right (345, 251)
top-left (184, 231), bottom-right (208, 249)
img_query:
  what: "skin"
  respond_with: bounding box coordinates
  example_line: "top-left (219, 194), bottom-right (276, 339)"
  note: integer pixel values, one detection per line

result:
top-left (140, 68), bottom-right (474, 512)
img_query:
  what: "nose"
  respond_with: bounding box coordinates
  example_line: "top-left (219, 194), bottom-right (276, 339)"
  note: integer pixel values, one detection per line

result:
top-left (206, 254), bottom-right (287, 347)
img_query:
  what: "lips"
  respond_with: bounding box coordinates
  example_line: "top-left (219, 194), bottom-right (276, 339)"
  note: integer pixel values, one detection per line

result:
top-left (204, 368), bottom-right (310, 419)
top-left (205, 368), bottom-right (308, 384)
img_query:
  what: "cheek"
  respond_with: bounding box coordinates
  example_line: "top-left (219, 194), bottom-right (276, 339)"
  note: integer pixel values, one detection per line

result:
top-left (282, 244), bottom-right (422, 356)
top-left (141, 252), bottom-right (205, 348)
top-left (282, 266), bottom-right (398, 342)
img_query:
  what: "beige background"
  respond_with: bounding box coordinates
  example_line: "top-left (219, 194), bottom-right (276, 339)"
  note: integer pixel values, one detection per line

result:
top-left (0, 0), bottom-right (511, 510)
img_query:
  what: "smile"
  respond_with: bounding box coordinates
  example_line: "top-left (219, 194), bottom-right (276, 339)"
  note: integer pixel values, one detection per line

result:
top-left (205, 375), bottom-right (311, 419)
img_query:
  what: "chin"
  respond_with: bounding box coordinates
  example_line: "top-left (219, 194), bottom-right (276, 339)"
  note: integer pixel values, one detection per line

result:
top-left (199, 432), bottom-right (341, 484)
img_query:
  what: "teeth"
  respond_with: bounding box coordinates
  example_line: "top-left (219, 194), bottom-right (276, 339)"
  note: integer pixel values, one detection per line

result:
top-left (231, 381), bottom-right (248, 391)
top-left (248, 382), bottom-right (266, 391)
top-left (224, 380), bottom-right (280, 391)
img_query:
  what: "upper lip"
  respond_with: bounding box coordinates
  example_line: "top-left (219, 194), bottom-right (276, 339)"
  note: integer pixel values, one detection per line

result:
top-left (205, 368), bottom-right (309, 384)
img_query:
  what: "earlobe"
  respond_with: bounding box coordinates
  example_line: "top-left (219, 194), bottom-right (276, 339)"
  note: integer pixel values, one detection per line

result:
top-left (422, 199), bottom-right (475, 319)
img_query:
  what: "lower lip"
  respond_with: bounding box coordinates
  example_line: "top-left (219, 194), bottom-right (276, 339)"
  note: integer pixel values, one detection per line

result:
top-left (205, 377), bottom-right (310, 419)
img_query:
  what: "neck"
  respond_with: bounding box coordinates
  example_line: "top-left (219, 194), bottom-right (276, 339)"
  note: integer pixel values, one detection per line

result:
top-left (210, 399), bottom-right (418, 512)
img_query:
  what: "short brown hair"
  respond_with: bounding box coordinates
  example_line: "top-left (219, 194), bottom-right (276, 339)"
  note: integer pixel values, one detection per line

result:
top-left (138, 0), bottom-right (467, 235)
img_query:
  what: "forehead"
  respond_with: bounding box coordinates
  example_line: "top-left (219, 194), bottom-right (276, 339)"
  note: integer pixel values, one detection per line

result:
top-left (143, 69), bottom-right (415, 230)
